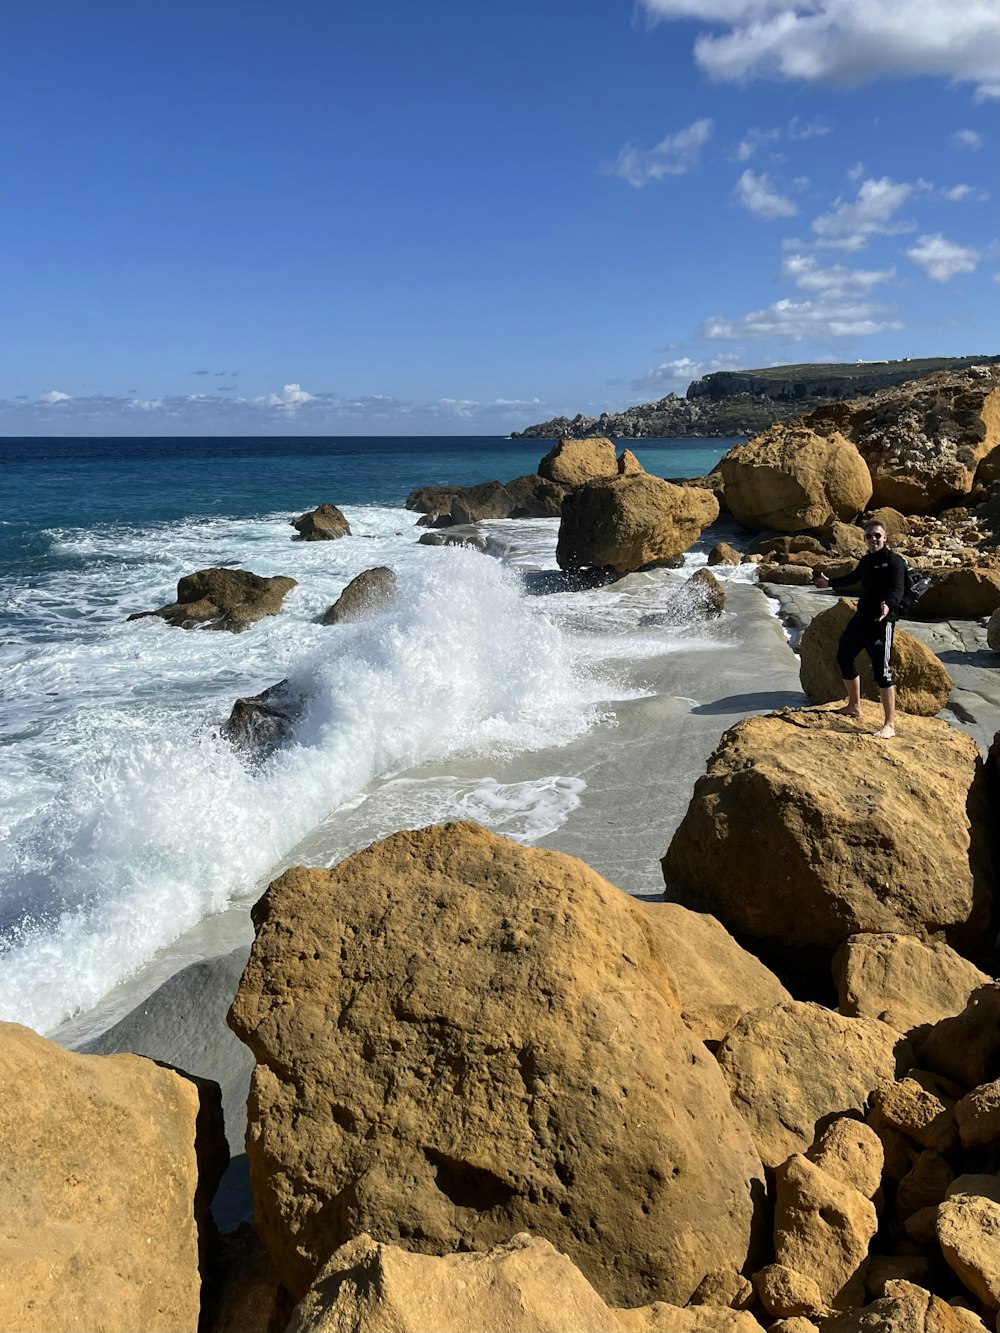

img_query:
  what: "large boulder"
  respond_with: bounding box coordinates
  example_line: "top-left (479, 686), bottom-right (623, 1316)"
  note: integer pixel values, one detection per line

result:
top-left (556, 475), bottom-right (719, 574)
top-left (406, 476), bottom-right (568, 524)
top-left (638, 901), bottom-right (790, 1045)
top-left (292, 503), bottom-right (351, 540)
top-left (537, 436), bottom-right (619, 488)
top-left (322, 566), bottom-right (398, 625)
top-left (832, 934), bottom-right (993, 1051)
top-left (0, 1022), bottom-right (227, 1333)
top-left (714, 1002), bottom-right (913, 1170)
top-left (719, 423), bottom-right (872, 533)
top-left (909, 567), bottom-right (1000, 620)
top-left (287, 1233), bottom-right (624, 1333)
top-left (223, 678), bottom-right (302, 758)
top-left (662, 709), bottom-right (994, 957)
top-left (798, 599), bottom-right (952, 716)
top-left (821, 1279), bottom-right (991, 1333)
top-left (128, 567), bottom-right (298, 632)
top-left (228, 822), bottom-right (765, 1307)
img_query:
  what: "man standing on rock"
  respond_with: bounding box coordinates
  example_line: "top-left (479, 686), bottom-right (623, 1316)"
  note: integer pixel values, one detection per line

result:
top-left (812, 521), bottom-right (907, 739)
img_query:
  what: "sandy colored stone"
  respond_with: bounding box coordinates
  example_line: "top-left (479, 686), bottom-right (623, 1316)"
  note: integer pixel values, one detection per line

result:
top-left (287, 1233), bottom-right (625, 1333)
top-left (292, 503), bottom-right (351, 540)
top-left (617, 448), bottom-right (645, 476)
top-left (821, 1279), bottom-right (992, 1332)
top-left (538, 436), bottom-right (619, 488)
top-left (0, 1021), bottom-right (227, 1333)
top-left (708, 541), bottom-right (743, 566)
top-left (662, 708), bottom-right (993, 957)
top-left (228, 823), bottom-right (765, 1307)
top-left (638, 901), bottom-right (790, 1045)
top-left (615, 1304), bottom-right (764, 1332)
top-left (758, 562), bottom-right (818, 586)
top-left (128, 566), bottom-right (298, 631)
top-left (688, 1268), bottom-right (754, 1309)
top-left (766, 1320), bottom-right (820, 1333)
top-left (753, 1263), bottom-right (830, 1319)
top-left (937, 1194), bottom-right (1000, 1308)
top-left (947, 1175), bottom-right (1000, 1206)
top-left (922, 985), bottom-right (1000, 1089)
top-left (913, 568), bottom-right (1000, 620)
top-left (556, 474), bottom-right (719, 574)
top-left (806, 1119), bottom-right (884, 1200)
top-left (773, 1153), bottom-right (878, 1309)
top-left (833, 934), bottom-right (992, 1051)
top-left (714, 1002), bottom-right (912, 1171)
top-left (871, 1078), bottom-right (957, 1154)
top-left (955, 1080), bottom-right (1000, 1150)
top-left (864, 1255), bottom-right (935, 1299)
top-left (894, 1151), bottom-right (954, 1223)
top-left (719, 422), bottom-right (872, 533)
top-left (322, 566), bottom-right (398, 625)
top-left (798, 598), bottom-right (952, 716)
top-left (905, 1205), bottom-right (943, 1246)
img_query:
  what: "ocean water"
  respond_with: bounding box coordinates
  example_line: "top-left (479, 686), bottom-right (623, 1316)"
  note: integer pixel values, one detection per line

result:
top-left (0, 434), bottom-right (740, 1035)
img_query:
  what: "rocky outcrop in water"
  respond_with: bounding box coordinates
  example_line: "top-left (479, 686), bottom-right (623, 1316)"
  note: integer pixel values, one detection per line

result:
top-left (321, 566), bottom-right (397, 625)
top-left (556, 474), bottom-right (719, 574)
top-left (127, 567), bottom-right (298, 631)
top-left (291, 504), bottom-right (351, 540)
top-left (406, 474), bottom-right (568, 525)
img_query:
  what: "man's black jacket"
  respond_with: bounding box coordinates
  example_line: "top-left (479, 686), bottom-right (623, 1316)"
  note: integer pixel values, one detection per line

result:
top-left (829, 549), bottom-right (907, 623)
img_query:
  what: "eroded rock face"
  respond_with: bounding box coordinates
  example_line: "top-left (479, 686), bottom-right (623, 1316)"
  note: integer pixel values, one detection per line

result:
top-left (910, 567), bottom-right (1000, 620)
top-left (719, 423), bottom-right (872, 533)
top-left (662, 708), bottom-right (993, 956)
top-left (936, 1193), bottom-right (1000, 1309)
top-left (128, 567), bottom-right (298, 631)
top-left (287, 1233), bottom-right (624, 1333)
top-left (714, 1002), bottom-right (912, 1170)
top-left (820, 1279), bottom-right (991, 1333)
top-left (291, 503), bottom-right (351, 540)
top-left (228, 823), bottom-right (765, 1307)
top-left (0, 1022), bottom-right (227, 1333)
top-left (537, 436), bottom-right (619, 488)
top-left (322, 566), bottom-right (397, 625)
top-left (833, 934), bottom-right (992, 1051)
top-left (798, 598), bottom-right (952, 716)
top-left (556, 475), bottom-right (719, 574)
top-left (617, 449), bottom-right (645, 477)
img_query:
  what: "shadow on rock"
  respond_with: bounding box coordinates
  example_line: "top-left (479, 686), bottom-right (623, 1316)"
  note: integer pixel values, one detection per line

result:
top-left (690, 691), bottom-right (808, 716)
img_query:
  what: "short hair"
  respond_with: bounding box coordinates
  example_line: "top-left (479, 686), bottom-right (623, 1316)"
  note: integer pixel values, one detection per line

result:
top-left (864, 521), bottom-right (887, 536)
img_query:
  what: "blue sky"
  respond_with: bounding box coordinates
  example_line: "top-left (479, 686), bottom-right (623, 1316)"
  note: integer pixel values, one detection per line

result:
top-left (1, 0), bottom-right (997, 436)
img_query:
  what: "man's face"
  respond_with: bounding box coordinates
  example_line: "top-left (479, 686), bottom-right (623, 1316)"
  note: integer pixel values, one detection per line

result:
top-left (864, 527), bottom-right (887, 549)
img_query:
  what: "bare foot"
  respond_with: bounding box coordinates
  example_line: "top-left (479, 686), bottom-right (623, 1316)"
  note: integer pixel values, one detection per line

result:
top-left (872, 724), bottom-right (896, 739)
top-left (834, 706), bottom-right (862, 719)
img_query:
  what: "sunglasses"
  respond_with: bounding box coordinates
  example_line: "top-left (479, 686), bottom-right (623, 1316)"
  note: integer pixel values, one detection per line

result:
top-left (864, 532), bottom-right (886, 542)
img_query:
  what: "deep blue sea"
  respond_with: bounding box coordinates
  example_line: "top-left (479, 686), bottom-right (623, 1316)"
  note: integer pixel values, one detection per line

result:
top-left (0, 434), bottom-right (736, 1034)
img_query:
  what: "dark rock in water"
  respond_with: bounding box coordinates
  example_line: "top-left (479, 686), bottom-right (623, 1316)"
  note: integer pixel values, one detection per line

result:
top-left (640, 568), bottom-right (726, 626)
top-left (499, 474), bottom-right (568, 518)
top-left (707, 542), bottom-right (743, 566)
top-left (291, 503), bottom-right (351, 540)
top-left (322, 567), bottom-right (398, 625)
top-left (417, 530), bottom-right (490, 552)
top-left (127, 567), bottom-right (298, 632)
top-left (521, 567), bottom-right (621, 596)
top-left (405, 475), bottom-right (567, 525)
top-left (224, 679), bottom-right (303, 757)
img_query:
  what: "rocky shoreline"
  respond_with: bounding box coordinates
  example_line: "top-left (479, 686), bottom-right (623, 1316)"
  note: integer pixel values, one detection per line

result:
top-left (3, 363), bottom-right (1000, 1333)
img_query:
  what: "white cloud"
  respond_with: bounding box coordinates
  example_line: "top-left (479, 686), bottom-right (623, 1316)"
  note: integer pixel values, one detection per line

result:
top-left (811, 176), bottom-right (913, 247)
top-left (735, 126), bottom-right (780, 161)
top-left (941, 183), bottom-right (987, 202)
top-left (39, 389), bottom-right (71, 403)
top-left (701, 296), bottom-right (903, 340)
top-left (638, 0), bottom-right (1000, 99)
top-left (734, 169), bottom-right (798, 219)
top-left (781, 254), bottom-right (896, 296)
top-left (630, 352), bottom-right (744, 392)
top-left (951, 128), bottom-right (984, 149)
top-left (266, 382), bottom-right (315, 409)
top-left (607, 118), bottom-right (713, 186)
top-left (905, 232), bottom-right (981, 281)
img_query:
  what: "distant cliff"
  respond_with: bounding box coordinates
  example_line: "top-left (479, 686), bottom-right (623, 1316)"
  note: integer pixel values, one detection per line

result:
top-left (511, 356), bottom-right (1000, 440)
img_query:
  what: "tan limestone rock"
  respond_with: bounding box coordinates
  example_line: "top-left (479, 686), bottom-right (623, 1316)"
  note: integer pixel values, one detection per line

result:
top-left (654, 567), bottom-right (727, 622)
top-left (955, 1080), bottom-right (1000, 1150)
top-left (766, 1320), bottom-right (821, 1333)
top-left (893, 1151), bottom-right (954, 1223)
top-left (865, 1254), bottom-right (935, 1298)
top-left (833, 934), bottom-right (992, 1051)
top-left (922, 985), bottom-right (1000, 1089)
top-left (688, 1268), bottom-right (755, 1309)
top-left (638, 901), bottom-right (790, 1045)
top-left (556, 474), bottom-right (719, 573)
top-left (538, 436), bottom-right (619, 487)
top-left (820, 1279), bottom-right (992, 1332)
top-left (0, 1021), bottom-right (227, 1333)
top-left (618, 448), bottom-right (646, 476)
top-left (714, 1002), bottom-right (913, 1170)
top-left (615, 1304), bottom-right (764, 1332)
top-left (128, 566), bottom-right (298, 631)
top-left (228, 823), bottom-right (766, 1307)
top-left (913, 568), bottom-right (1000, 620)
top-left (286, 1233), bottom-right (625, 1333)
top-left (806, 1118), bottom-right (884, 1200)
top-left (752, 1263), bottom-right (830, 1320)
top-left (662, 709), bottom-right (993, 956)
top-left (798, 598), bottom-right (952, 716)
top-left (871, 1079), bottom-right (957, 1154)
top-left (291, 503), bottom-right (351, 540)
top-left (758, 562), bottom-right (818, 586)
top-left (719, 422), bottom-right (872, 533)
top-left (936, 1194), bottom-right (1000, 1309)
top-left (773, 1153), bottom-right (878, 1309)
top-left (322, 566), bottom-right (398, 625)
top-left (708, 541), bottom-right (744, 566)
